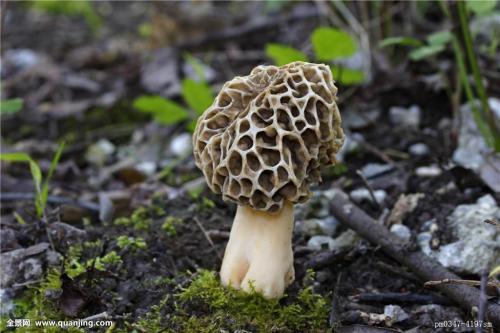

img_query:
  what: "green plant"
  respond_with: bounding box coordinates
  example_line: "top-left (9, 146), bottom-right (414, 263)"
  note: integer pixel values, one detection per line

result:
top-left (0, 98), bottom-right (24, 115)
top-left (29, 0), bottom-right (101, 32)
top-left (173, 270), bottom-right (330, 332)
top-left (113, 207), bottom-right (153, 230)
top-left (133, 56), bottom-right (214, 131)
top-left (162, 216), bottom-right (182, 236)
top-left (265, 26), bottom-right (365, 85)
top-left (265, 44), bottom-right (308, 66)
top-left (0, 142), bottom-right (65, 218)
top-left (116, 235), bottom-right (146, 251)
top-left (379, 1), bottom-right (500, 151)
top-left (456, 0), bottom-right (500, 151)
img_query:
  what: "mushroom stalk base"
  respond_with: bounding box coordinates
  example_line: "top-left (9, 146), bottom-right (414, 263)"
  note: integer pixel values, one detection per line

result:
top-left (220, 201), bottom-right (295, 299)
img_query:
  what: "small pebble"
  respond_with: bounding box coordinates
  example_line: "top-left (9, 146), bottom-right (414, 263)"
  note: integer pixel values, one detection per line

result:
top-left (415, 165), bottom-right (442, 177)
top-left (350, 188), bottom-right (387, 204)
top-left (360, 163), bottom-right (394, 178)
top-left (307, 236), bottom-right (335, 251)
top-left (85, 139), bottom-right (115, 166)
top-left (384, 305), bottom-right (409, 323)
top-left (135, 161), bottom-right (157, 176)
top-left (408, 143), bottom-right (430, 156)
top-left (390, 224), bottom-right (411, 242)
top-left (417, 232), bottom-right (433, 256)
top-left (170, 133), bottom-right (192, 157)
top-left (389, 105), bottom-right (421, 128)
top-left (296, 217), bottom-right (339, 237)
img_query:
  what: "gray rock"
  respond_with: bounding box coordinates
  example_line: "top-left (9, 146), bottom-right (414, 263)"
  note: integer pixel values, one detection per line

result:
top-left (0, 229), bottom-right (19, 251)
top-left (435, 194), bottom-right (500, 274)
top-left (46, 250), bottom-right (62, 266)
top-left (48, 222), bottom-right (86, 243)
top-left (408, 143), bottom-right (430, 156)
top-left (415, 165), bottom-right (442, 177)
top-left (0, 289), bottom-right (13, 315)
top-left (384, 305), bottom-right (409, 323)
top-left (489, 97), bottom-right (500, 118)
top-left (360, 163), bottom-right (394, 178)
top-left (19, 258), bottom-right (43, 281)
top-left (296, 217), bottom-right (339, 237)
top-left (479, 154), bottom-right (500, 192)
top-left (350, 188), bottom-right (387, 204)
top-left (169, 133), bottom-right (192, 157)
top-left (307, 230), bottom-right (360, 252)
top-left (307, 235), bottom-right (335, 251)
top-left (389, 105), bottom-right (421, 128)
top-left (390, 224), bottom-right (411, 242)
top-left (0, 243), bottom-right (49, 287)
top-left (452, 98), bottom-right (499, 173)
top-left (417, 232), bottom-right (433, 256)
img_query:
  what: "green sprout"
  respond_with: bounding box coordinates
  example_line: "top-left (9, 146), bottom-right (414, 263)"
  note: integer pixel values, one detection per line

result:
top-left (0, 142), bottom-right (65, 218)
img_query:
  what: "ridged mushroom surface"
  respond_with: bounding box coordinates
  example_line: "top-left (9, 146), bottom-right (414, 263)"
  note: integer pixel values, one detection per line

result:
top-left (193, 62), bottom-right (344, 213)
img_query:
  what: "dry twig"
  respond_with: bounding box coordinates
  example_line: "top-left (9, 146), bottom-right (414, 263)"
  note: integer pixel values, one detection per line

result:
top-left (329, 190), bottom-right (500, 328)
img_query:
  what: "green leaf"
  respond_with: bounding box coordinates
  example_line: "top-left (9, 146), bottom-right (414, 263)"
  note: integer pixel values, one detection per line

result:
top-left (0, 98), bottom-right (24, 115)
top-left (133, 95), bottom-right (189, 125)
top-left (184, 54), bottom-right (208, 82)
top-left (181, 79), bottom-right (214, 115)
top-left (187, 119), bottom-right (198, 133)
top-left (265, 43), bottom-right (308, 66)
top-left (409, 44), bottom-right (446, 61)
top-left (311, 27), bottom-right (357, 61)
top-left (379, 36), bottom-right (423, 48)
top-left (467, 0), bottom-right (497, 15)
top-left (330, 66), bottom-right (365, 85)
top-left (40, 142), bottom-right (65, 216)
top-left (427, 31), bottom-right (453, 46)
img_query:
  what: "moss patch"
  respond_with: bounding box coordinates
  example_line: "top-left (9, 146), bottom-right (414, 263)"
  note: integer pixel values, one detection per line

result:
top-left (128, 270), bottom-right (331, 333)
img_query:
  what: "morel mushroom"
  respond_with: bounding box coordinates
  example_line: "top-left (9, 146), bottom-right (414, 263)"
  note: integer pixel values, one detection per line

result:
top-left (193, 61), bottom-right (344, 298)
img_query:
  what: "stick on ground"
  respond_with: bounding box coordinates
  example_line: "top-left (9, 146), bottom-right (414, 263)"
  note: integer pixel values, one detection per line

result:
top-left (329, 190), bottom-right (500, 328)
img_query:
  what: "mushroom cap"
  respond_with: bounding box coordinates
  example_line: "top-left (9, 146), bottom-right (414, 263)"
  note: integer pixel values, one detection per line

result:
top-left (193, 62), bottom-right (344, 213)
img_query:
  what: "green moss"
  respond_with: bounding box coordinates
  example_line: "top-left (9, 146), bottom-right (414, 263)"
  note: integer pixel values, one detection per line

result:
top-left (0, 270), bottom-right (84, 333)
top-left (161, 216), bottom-right (182, 236)
top-left (130, 270), bottom-right (331, 333)
top-left (65, 242), bottom-right (123, 279)
top-left (113, 206), bottom-right (166, 231)
top-left (114, 207), bottom-right (152, 230)
top-left (116, 235), bottom-right (146, 251)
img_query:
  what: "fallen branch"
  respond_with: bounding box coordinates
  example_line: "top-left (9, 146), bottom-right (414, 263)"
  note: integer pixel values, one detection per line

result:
top-left (424, 278), bottom-right (500, 288)
top-left (356, 292), bottom-right (452, 306)
top-left (1, 192), bottom-right (99, 212)
top-left (329, 190), bottom-right (500, 328)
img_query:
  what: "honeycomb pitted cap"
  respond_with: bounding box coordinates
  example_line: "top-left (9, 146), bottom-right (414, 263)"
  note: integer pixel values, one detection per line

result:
top-left (193, 62), bottom-right (344, 213)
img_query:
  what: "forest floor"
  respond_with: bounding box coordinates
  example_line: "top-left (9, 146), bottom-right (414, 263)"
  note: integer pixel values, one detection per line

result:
top-left (1, 2), bottom-right (499, 333)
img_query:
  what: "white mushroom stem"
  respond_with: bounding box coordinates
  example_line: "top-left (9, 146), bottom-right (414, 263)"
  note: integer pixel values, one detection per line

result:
top-left (220, 201), bottom-right (295, 299)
